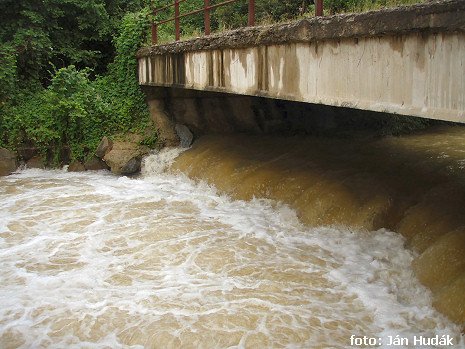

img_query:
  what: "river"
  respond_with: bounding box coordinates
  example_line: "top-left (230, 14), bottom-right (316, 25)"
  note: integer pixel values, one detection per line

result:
top-left (0, 127), bottom-right (464, 348)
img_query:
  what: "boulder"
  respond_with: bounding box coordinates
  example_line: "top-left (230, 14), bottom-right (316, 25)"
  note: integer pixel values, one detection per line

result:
top-left (96, 136), bottom-right (113, 158)
top-left (103, 136), bottom-right (149, 175)
top-left (175, 124), bottom-right (194, 148)
top-left (68, 160), bottom-right (86, 172)
top-left (84, 156), bottom-right (109, 171)
top-left (27, 156), bottom-right (45, 169)
top-left (121, 157), bottom-right (141, 174)
top-left (0, 148), bottom-right (17, 176)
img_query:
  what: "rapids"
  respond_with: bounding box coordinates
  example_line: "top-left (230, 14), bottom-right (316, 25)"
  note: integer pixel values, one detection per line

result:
top-left (0, 127), bottom-right (464, 348)
top-left (172, 126), bottom-right (465, 326)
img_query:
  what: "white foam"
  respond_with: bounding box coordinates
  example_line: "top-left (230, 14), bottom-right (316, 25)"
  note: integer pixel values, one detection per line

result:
top-left (141, 147), bottom-right (186, 176)
top-left (0, 165), bottom-right (462, 348)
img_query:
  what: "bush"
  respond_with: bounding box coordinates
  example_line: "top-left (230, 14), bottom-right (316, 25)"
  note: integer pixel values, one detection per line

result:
top-left (95, 10), bottom-right (150, 130)
top-left (0, 8), bottom-right (153, 166)
top-left (1, 66), bottom-right (108, 164)
top-left (325, 0), bottom-right (352, 14)
top-left (0, 44), bottom-right (17, 102)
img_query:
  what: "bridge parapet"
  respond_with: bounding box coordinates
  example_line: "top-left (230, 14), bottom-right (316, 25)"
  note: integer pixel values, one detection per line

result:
top-left (137, 0), bottom-right (465, 123)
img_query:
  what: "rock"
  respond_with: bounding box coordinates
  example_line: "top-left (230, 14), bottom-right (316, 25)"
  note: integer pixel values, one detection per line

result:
top-left (68, 160), bottom-right (86, 172)
top-left (96, 136), bottom-right (113, 159)
top-left (175, 124), bottom-right (194, 148)
top-left (103, 137), bottom-right (149, 175)
top-left (121, 157), bottom-right (141, 175)
top-left (17, 147), bottom-right (36, 163)
top-left (0, 148), bottom-right (17, 176)
top-left (84, 156), bottom-right (109, 171)
top-left (27, 156), bottom-right (45, 169)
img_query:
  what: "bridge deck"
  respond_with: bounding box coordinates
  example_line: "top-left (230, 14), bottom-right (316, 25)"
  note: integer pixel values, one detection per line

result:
top-left (137, 0), bottom-right (465, 123)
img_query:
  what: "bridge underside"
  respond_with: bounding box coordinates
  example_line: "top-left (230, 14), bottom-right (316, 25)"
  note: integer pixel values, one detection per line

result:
top-left (137, 0), bottom-right (465, 124)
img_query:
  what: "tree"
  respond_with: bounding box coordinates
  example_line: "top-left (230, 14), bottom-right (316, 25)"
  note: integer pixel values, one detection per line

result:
top-left (0, 0), bottom-right (151, 161)
top-left (0, 0), bottom-right (147, 89)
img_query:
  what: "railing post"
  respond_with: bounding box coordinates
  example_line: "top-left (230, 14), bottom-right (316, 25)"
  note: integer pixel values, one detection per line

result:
top-left (151, 0), bottom-right (261, 45)
top-left (151, 19), bottom-right (158, 45)
top-left (151, 1), bottom-right (157, 45)
top-left (315, 0), bottom-right (323, 16)
top-left (175, 0), bottom-right (180, 41)
top-left (204, 0), bottom-right (210, 35)
top-left (248, 0), bottom-right (255, 26)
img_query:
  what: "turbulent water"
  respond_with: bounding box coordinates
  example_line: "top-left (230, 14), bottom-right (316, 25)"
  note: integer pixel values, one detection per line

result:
top-left (1, 129), bottom-right (464, 348)
top-left (171, 126), bottom-right (465, 327)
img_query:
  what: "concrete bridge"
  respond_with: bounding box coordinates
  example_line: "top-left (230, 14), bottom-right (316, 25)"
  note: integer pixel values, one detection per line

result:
top-left (137, 0), bottom-right (465, 141)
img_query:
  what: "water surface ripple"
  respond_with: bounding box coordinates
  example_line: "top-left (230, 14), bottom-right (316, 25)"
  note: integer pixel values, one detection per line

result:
top-left (0, 149), bottom-right (461, 348)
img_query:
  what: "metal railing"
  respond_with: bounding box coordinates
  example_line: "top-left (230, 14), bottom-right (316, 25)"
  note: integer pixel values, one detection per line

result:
top-left (150, 0), bottom-right (323, 45)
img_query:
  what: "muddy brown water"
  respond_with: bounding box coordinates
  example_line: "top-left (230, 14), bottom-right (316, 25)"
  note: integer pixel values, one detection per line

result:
top-left (0, 126), bottom-right (464, 348)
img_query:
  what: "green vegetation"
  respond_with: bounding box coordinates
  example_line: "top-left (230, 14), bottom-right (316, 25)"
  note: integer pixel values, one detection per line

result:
top-left (150, 0), bottom-right (312, 41)
top-left (151, 0), bottom-right (430, 42)
top-left (0, 0), bottom-right (431, 166)
top-left (0, 0), bottom-right (152, 165)
top-left (323, 0), bottom-right (428, 15)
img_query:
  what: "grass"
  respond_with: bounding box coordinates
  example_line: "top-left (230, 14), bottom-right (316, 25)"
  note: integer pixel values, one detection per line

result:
top-left (325, 0), bottom-right (432, 15)
top-left (155, 0), bottom-right (434, 44)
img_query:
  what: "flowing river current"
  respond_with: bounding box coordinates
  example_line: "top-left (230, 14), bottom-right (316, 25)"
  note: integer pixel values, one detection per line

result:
top-left (1, 127), bottom-right (464, 348)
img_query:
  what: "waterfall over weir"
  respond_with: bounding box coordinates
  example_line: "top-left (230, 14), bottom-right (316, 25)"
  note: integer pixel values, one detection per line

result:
top-left (172, 127), bottom-right (465, 325)
top-left (0, 127), bottom-right (464, 348)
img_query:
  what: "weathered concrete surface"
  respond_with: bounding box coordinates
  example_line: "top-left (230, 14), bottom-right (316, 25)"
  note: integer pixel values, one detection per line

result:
top-left (138, 0), bottom-right (465, 123)
top-left (141, 86), bottom-right (432, 144)
top-left (145, 97), bottom-right (180, 146)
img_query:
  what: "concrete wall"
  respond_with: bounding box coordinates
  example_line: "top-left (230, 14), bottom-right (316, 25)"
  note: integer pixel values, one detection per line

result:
top-left (137, 0), bottom-right (465, 124)
top-left (142, 86), bottom-right (426, 146)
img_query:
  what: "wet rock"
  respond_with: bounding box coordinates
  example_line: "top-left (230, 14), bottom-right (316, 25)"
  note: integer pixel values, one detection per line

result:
top-left (27, 156), bottom-right (45, 169)
top-left (103, 136), bottom-right (149, 175)
top-left (68, 160), bottom-right (86, 172)
top-left (0, 148), bottom-right (17, 176)
top-left (121, 157), bottom-right (141, 175)
top-left (96, 136), bottom-right (113, 159)
top-left (84, 156), bottom-right (109, 171)
top-left (175, 124), bottom-right (194, 148)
